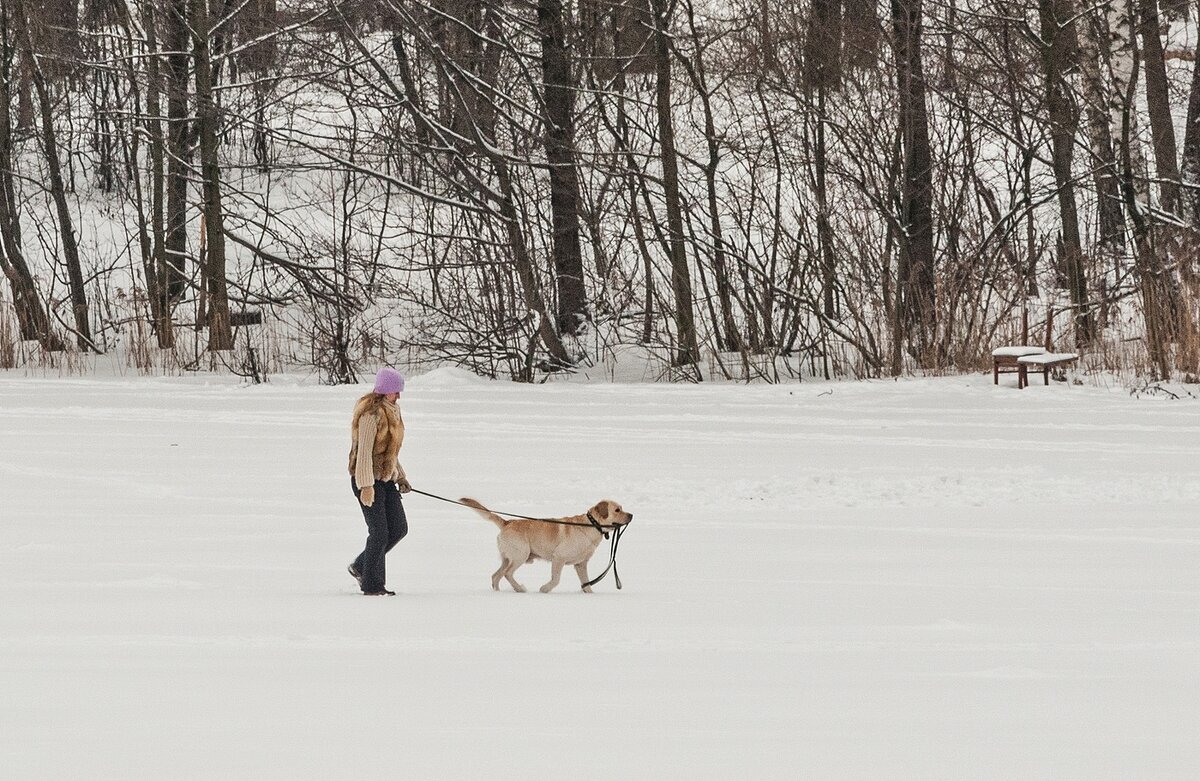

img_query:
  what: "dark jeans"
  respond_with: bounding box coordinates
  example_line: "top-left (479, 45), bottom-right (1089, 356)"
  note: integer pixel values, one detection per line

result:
top-left (351, 479), bottom-right (408, 592)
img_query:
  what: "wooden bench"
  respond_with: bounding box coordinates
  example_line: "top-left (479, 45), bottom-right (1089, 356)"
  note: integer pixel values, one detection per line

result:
top-left (992, 346), bottom-right (1046, 387)
top-left (1015, 352), bottom-right (1079, 388)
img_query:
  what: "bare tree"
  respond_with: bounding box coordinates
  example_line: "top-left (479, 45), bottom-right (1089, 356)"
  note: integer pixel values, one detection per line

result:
top-left (890, 0), bottom-right (937, 370)
top-left (1076, 9), bottom-right (1126, 256)
top-left (361, 4), bottom-right (572, 371)
top-left (1110, 0), bottom-right (1183, 377)
top-left (651, 0), bottom-right (699, 369)
top-left (1182, 0), bottom-right (1200, 236)
top-left (1138, 0), bottom-right (1181, 216)
top-left (138, 0), bottom-right (175, 348)
top-left (13, 0), bottom-right (93, 350)
top-left (0, 0), bottom-right (1196, 383)
top-left (1037, 0), bottom-right (1094, 345)
top-left (538, 0), bottom-right (588, 340)
top-left (191, 0), bottom-right (233, 350)
top-left (163, 0), bottom-right (190, 303)
top-left (0, 3), bottom-right (61, 350)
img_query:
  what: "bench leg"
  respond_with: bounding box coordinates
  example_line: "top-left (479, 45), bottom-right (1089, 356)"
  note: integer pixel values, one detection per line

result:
top-left (1044, 368), bottom-right (1050, 386)
top-left (993, 361), bottom-right (999, 385)
top-left (1018, 365), bottom-right (1027, 389)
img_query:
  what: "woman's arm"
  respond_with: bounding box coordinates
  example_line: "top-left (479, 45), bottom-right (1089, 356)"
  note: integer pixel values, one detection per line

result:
top-left (355, 413), bottom-right (379, 505)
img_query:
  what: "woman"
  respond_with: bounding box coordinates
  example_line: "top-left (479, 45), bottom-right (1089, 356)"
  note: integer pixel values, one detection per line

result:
top-left (347, 367), bottom-right (411, 595)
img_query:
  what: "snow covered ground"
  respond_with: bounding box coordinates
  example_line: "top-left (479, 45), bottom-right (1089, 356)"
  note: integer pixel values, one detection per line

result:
top-left (1, 369), bottom-right (1198, 780)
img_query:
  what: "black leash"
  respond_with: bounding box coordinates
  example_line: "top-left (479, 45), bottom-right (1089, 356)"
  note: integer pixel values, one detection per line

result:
top-left (409, 487), bottom-right (628, 590)
top-left (582, 522), bottom-right (625, 590)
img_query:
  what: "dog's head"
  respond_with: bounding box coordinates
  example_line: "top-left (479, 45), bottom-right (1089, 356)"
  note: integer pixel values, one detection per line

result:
top-left (589, 500), bottom-right (633, 527)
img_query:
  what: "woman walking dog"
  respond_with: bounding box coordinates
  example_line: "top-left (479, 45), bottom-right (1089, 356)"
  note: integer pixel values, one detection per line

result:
top-left (347, 367), bottom-right (412, 595)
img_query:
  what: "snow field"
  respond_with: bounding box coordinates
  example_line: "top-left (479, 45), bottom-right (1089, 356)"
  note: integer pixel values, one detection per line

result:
top-left (1, 370), bottom-right (1198, 779)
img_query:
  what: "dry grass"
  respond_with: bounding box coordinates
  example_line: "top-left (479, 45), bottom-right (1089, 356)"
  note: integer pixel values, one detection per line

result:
top-left (0, 293), bottom-right (15, 370)
top-left (1, 282), bottom-right (1198, 387)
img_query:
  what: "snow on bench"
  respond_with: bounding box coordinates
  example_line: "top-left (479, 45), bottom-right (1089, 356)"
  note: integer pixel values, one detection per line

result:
top-left (992, 346), bottom-right (1044, 387)
top-left (991, 346), bottom-right (1047, 358)
top-left (1016, 352), bottom-right (1078, 367)
top-left (992, 346), bottom-right (1077, 388)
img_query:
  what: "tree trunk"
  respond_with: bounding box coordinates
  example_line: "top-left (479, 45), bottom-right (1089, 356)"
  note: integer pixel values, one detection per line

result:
top-left (163, 0), bottom-right (189, 303)
top-left (1077, 12), bottom-right (1126, 255)
top-left (890, 0), bottom-right (937, 368)
top-left (191, 0), bottom-right (233, 351)
top-left (1113, 0), bottom-right (1179, 377)
top-left (493, 158), bottom-right (572, 370)
top-left (1038, 0), bottom-right (1094, 346)
top-left (15, 0), bottom-right (92, 350)
top-left (0, 4), bottom-right (61, 350)
top-left (608, 53), bottom-right (658, 345)
top-left (1107, 0), bottom-right (1150, 204)
top-left (843, 0), bottom-right (881, 70)
top-left (242, 0), bottom-right (277, 174)
top-left (651, 0), bottom-right (699, 369)
top-left (805, 0), bottom-right (843, 90)
top-left (141, 0), bottom-right (174, 348)
top-left (1181, 0), bottom-right (1200, 238)
top-left (0, 170), bottom-right (59, 350)
top-left (379, 9), bottom-right (571, 371)
top-left (240, 0), bottom-right (278, 74)
top-left (677, 0), bottom-right (738, 350)
top-left (107, 0), bottom-right (173, 350)
top-left (814, 85), bottom-right (838, 319)
top-left (1138, 0), bottom-right (1181, 216)
top-left (538, 0), bottom-right (588, 340)
top-left (33, 0), bottom-right (78, 82)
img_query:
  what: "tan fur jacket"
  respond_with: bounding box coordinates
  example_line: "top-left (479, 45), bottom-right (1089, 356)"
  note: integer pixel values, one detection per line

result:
top-left (348, 393), bottom-right (406, 492)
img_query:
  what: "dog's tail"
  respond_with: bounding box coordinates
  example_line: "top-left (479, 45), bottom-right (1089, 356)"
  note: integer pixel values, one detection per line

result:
top-left (459, 497), bottom-right (508, 530)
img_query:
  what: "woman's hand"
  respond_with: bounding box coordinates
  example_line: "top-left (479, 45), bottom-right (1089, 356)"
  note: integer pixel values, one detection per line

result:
top-left (359, 486), bottom-right (375, 507)
top-left (396, 478), bottom-right (412, 494)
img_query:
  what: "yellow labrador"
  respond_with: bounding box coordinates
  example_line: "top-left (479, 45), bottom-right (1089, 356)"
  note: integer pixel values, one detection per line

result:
top-left (459, 497), bottom-right (633, 593)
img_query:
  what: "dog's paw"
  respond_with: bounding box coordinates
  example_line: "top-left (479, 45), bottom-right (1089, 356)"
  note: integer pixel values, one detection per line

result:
top-left (513, 583), bottom-right (527, 593)
top-left (540, 584), bottom-right (555, 593)
top-left (581, 586), bottom-right (594, 593)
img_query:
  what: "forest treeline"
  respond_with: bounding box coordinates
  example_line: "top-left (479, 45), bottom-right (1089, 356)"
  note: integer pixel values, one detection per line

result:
top-left (1, 0), bottom-right (1199, 382)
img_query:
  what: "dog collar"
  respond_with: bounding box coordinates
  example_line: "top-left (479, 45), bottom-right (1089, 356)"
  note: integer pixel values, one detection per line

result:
top-left (586, 511), bottom-right (610, 539)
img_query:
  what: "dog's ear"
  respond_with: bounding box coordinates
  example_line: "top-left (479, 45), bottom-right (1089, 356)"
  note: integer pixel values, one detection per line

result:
top-left (593, 501), bottom-right (610, 519)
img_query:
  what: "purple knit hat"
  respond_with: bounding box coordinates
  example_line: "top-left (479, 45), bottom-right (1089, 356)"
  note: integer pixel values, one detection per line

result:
top-left (373, 367), bottom-right (404, 394)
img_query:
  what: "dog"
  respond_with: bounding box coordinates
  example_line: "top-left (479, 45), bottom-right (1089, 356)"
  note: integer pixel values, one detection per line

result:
top-left (459, 497), bottom-right (633, 593)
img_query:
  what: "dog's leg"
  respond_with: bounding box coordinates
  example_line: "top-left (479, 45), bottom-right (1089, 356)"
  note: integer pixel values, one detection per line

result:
top-left (491, 559), bottom-right (509, 591)
top-left (540, 561), bottom-right (564, 593)
top-left (504, 560), bottom-right (526, 593)
top-left (492, 558), bottom-right (526, 592)
top-left (574, 562), bottom-right (593, 593)
top-left (496, 535), bottom-right (529, 592)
